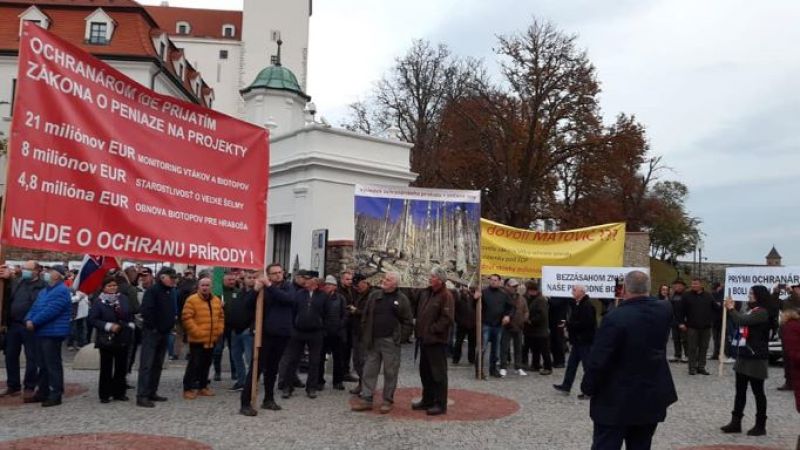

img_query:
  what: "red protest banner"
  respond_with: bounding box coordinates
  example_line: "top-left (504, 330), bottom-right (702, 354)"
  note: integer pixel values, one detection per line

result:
top-left (1, 22), bottom-right (268, 268)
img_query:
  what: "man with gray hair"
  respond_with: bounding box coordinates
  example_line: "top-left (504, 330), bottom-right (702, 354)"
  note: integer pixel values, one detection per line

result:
top-left (412, 266), bottom-right (455, 416)
top-left (581, 270), bottom-right (677, 450)
top-left (553, 284), bottom-right (596, 398)
top-left (351, 271), bottom-right (412, 414)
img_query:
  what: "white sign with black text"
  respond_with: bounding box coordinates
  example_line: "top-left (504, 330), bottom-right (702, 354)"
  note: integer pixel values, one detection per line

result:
top-left (542, 266), bottom-right (650, 299)
top-left (724, 266), bottom-right (800, 302)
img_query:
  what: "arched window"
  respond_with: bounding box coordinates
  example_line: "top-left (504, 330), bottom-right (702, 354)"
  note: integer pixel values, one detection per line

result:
top-left (222, 24), bottom-right (235, 38)
top-left (176, 21), bottom-right (191, 35)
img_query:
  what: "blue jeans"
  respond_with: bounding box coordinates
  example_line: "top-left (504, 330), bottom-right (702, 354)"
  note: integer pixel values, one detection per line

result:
top-left (230, 329), bottom-right (254, 387)
top-left (4, 322), bottom-right (39, 391)
top-left (36, 336), bottom-right (65, 401)
top-left (481, 325), bottom-right (502, 373)
top-left (561, 343), bottom-right (591, 391)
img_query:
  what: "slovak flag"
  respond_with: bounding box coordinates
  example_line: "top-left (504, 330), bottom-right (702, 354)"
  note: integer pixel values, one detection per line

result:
top-left (73, 255), bottom-right (120, 294)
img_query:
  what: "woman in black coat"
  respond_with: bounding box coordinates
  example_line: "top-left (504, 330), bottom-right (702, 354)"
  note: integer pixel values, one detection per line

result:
top-left (88, 276), bottom-right (135, 403)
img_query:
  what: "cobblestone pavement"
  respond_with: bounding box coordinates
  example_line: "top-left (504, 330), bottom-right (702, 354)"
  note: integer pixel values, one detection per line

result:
top-left (0, 347), bottom-right (797, 450)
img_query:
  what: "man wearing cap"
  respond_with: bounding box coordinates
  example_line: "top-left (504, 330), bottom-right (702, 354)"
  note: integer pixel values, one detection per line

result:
top-left (412, 267), bottom-right (455, 416)
top-left (0, 260), bottom-right (45, 400)
top-left (500, 278), bottom-right (529, 377)
top-left (24, 265), bottom-right (72, 407)
top-left (351, 272), bottom-right (413, 414)
top-left (136, 267), bottom-right (178, 407)
top-left (347, 274), bottom-right (374, 395)
top-left (319, 275), bottom-right (348, 390)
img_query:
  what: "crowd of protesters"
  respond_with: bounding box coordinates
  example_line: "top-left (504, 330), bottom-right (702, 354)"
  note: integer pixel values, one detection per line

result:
top-left (1, 260), bottom-right (799, 446)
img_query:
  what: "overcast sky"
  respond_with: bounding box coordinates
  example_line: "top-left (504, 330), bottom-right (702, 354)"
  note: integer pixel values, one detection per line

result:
top-left (142, 0), bottom-right (799, 265)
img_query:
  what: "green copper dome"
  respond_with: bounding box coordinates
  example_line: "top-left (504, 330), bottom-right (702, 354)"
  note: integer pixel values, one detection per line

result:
top-left (241, 65), bottom-right (310, 100)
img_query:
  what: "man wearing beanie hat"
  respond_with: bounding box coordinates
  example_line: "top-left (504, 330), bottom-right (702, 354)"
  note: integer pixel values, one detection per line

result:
top-left (318, 275), bottom-right (348, 390)
top-left (24, 265), bottom-right (72, 407)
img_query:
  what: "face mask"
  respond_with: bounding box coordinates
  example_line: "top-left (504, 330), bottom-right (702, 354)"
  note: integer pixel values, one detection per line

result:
top-left (21, 270), bottom-right (33, 280)
top-left (42, 272), bottom-right (52, 284)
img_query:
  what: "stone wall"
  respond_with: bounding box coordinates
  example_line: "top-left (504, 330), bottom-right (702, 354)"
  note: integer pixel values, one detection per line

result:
top-left (624, 232), bottom-right (650, 269)
top-left (326, 240), bottom-right (354, 276)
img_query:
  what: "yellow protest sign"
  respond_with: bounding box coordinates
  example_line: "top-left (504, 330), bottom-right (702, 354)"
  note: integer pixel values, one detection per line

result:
top-left (480, 219), bottom-right (626, 278)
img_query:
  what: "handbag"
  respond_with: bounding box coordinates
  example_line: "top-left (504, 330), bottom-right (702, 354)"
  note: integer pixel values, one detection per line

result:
top-left (96, 328), bottom-right (125, 350)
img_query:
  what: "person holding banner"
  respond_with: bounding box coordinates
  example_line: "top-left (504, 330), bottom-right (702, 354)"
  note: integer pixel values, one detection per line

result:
top-left (553, 285), bottom-right (596, 398)
top-left (581, 270), bottom-right (677, 450)
top-left (720, 285), bottom-right (771, 436)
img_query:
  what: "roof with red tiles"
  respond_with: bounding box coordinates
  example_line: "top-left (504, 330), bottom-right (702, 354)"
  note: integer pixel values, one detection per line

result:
top-left (144, 5), bottom-right (242, 40)
top-left (0, 1), bottom-right (213, 106)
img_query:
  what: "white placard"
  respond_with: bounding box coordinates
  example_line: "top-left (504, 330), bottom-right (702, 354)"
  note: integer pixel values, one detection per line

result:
top-left (725, 266), bottom-right (800, 301)
top-left (542, 266), bottom-right (650, 299)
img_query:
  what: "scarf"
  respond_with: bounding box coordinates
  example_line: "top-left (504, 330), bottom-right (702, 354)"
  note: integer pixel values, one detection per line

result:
top-left (99, 293), bottom-right (124, 321)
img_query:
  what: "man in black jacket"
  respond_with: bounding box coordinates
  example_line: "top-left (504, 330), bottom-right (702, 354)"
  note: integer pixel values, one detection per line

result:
top-left (226, 271), bottom-right (255, 391)
top-left (136, 267), bottom-right (178, 407)
top-left (279, 274), bottom-right (328, 399)
top-left (478, 274), bottom-right (514, 378)
top-left (549, 296), bottom-right (570, 368)
top-left (679, 278), bottom-right (715, 375)
top-left (669, 279), bottom-right (687, 363)
top-left (554, 285), bottom-right (596, 397)
top-left (0, 261), bottom-right (46, 399)
top-left (318, 275), bottom-right (347, 390)
top-left (582, 271), bottom-right (678, 450)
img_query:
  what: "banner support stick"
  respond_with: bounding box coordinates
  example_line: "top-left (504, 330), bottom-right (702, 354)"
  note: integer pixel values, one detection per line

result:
top-left (248, 175), bottom-right (270, 408)
top-left (475, 277), bottom-right (482, 379)
top-left (719, 290), bottom-right (730, 377)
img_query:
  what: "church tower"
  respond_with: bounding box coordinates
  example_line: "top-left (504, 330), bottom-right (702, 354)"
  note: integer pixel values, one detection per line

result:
top-left (242, 0), bottom-right (311, 92)
top-left (765, 246), bottom-right (782, 266)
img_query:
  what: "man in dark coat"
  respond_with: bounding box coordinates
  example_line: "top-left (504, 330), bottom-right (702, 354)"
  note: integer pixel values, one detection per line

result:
top-left (669, 279), bottom-right (687, 363)
top-left (548, 296), bottom-right (570, 368)
top-left (553, 285), bottom-right (596, 397)
top-left (412, 266), bottom-right (455, 416)
top-left (582, 270), bottom-right (678, 450)
top-left (679, 278), bottom-right (715, 375)
top-left (136, 267), bottom-right (178, 407)
top-left (452, 286), bottom-right (476, 365)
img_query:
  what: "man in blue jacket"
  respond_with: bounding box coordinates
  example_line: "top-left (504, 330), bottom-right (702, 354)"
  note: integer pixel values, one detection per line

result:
top-left (581, 271), bottom-right (678, 450)
top-left (24, 265), bottom-right (72, 407)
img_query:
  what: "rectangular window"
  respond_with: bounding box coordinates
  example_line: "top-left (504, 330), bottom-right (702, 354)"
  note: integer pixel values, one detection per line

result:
top-left (88, 22), bottom-right (107, 44)
top-left (270, 55), bottom-right (279, 65)
top-left (178, 24), bottom-right (189, 35)
top-left (219, 49), bottom-right (228, 60)
top-left (270, 30), bottom-right (281, 42)
top-left (223, 27), bottom-right (234, 38)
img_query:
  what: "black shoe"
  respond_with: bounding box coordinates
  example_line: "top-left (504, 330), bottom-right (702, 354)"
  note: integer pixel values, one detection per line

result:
top-left (307, 390), bottom-right (318, 399)
top-left (553, 384), bottom-right (570, 394)
top-left (697, 369), bottom-right (711, 375)
top-left (113, 396), bottom-right (130, 401)
top-left (552, 363), bottom-right (565, 369)
top-left (126, 384), bottom-right (135, 389)
top-left (411, 400), bottom-right (433, 411)
top-left (261, 400), bottom-right (282, 411)
top-left (293, 380), bottom-right (306, 389)
top-left (333, 383), bottom-right (345, 391)
top-left (229, 384), bottom-right (244, 391)
top-left (24, 395), bottom-right (45, 404)
top-left (100, 398), bottom-right (111, 404)
top-left (490, 371), bottom-right (501, 378)
top-left (720, 414), bottom-right (743, 433)
top-left (281, 390), bottom-right (292, 399)
top-left (746, 415), bottom-right (767, 436)
top-left (709, 356), bottom-right (719, 361)
top-left (342, 374), bottom-right (359, 383)
top-left (41, 398), bottom-right (62, 407)
top-left (777, 383), bottom-right (792, 391)
top-left (426, 405), bottom-right (446, 416)
top-left (577, 394), bottom-right (590, 400)
top-left (137, 398), bottom-right (155, 408)
top-left (239, 406), bottom-right (258, 417)
top-left (149, 395), bottom-right (168, 402)
top-left (688, 370), bottom-right (697, 375)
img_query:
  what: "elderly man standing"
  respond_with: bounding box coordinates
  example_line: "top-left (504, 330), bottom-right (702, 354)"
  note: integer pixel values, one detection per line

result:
top-left (0, 261), bottom-right (45, 401)
top-left (553, 285), bottom-right (596, 398)
top-left (581, 271), bottom-right (677, 450)
top-left (182, 277), bottom-right (224, 399)
top-left (412, 267), bottom-right (455, 416)
top-left (351, 272), bottom-right (412, 414)
top-left (24, 265), bottom-right (72, 407)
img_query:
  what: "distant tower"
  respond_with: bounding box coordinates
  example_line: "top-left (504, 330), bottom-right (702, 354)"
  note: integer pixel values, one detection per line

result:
top-left (765, 246), bottom-right (782, 266)
top-left (242, 0), bottom-right (311, 92)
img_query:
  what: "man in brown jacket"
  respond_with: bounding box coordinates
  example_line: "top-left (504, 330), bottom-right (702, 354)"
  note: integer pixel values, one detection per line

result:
top-left (412, 266), bottom-right (455, 416)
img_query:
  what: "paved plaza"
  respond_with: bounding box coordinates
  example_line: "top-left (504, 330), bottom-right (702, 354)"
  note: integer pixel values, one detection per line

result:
top-left (0, 347), bottom-right (797, 449)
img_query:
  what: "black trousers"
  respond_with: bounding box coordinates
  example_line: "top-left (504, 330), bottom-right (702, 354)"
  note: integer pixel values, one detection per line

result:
top-left (592, 423), bottom-right (658, 450)
top-left (733, 372), bottom-right (766, 418)
top-left (419, 344), bottom-right (448, 409)
top-left (127, 327), bottom-right (142, 374)
top-left (343, 324), bottom-right (354, 373)
top-left (525, 335), bottom-right (552, 371)
top-left (549, 324), bottom-right (566, 365)
top-left (183, 344), bottom-right (213, 391)
top-left (99, 346), bottom-right (129, 400)
top-left (136, 329), bottom-right (168, 400)
top-left (452, 325), bottom-right (476, 364)
top-left (318, 334), bottom-right (346, 385)
top-left (280, 332), bottom-right (323, 392)
top-left (241, 335), bottom-right (289, 406)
